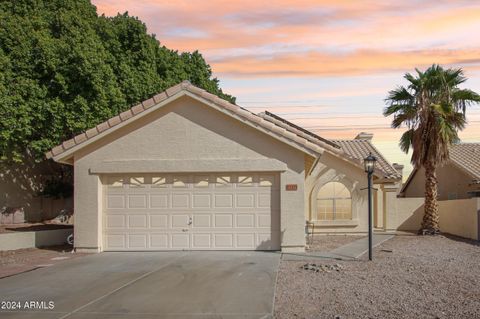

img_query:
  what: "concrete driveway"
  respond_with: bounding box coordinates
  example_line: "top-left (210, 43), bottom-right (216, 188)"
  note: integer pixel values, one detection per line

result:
top-left (0, 251), bottom-right (280, 319)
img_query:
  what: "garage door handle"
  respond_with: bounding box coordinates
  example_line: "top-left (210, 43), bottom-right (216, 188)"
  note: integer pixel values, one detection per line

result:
top-left (182, 228), bottom-right (188, 232)
top-left (187, 217), bottom-right (192, 225)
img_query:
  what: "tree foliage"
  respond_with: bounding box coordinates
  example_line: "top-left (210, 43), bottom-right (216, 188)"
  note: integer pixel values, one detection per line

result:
top-left (384, 65), bottom-right (480, 166)
top-left (0, 0), bottom-right (235, 163)
top-left (384, 64), bottom-right (480, 233)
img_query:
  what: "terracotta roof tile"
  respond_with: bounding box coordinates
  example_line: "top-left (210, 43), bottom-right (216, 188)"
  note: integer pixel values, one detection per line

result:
top-left (165, 83), bottom-right (183, 97)
top-left (119, 110), bottom-right (133, 121)
top-left (96, 121), bottom-right (110, 133)
top-left (185, 84), bottom-right (204, 96)
top-left (73, 133), bottom-right (87, 144)
top-left (131, 104), bottom-right (144, 115)
top-left (449, 143), bottom-right (480, 180)
top-left (200, 91), bottom-right (218, 102)
top-left (332, 139), bottom-right (401, 179)
top-left (142, 98), bottom-right (155, 109)
top-left (51, 145), bottom-right (64, 156)
top-left (85, 127), bottom-right (99, 139)
top-left (62, 139), bottom-right (75, 150)
top-left (258, 111), bottom-right (341, 153)
top-left (153, 92), bottom-right (167, 104)
top-left (47, 80), bottom-right (393, 172)
top-left (107, 115), bottom-right (121, 127)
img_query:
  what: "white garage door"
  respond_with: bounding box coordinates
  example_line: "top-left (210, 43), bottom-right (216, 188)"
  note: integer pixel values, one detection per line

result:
top-left (103, 173), bottom-right (280, 251)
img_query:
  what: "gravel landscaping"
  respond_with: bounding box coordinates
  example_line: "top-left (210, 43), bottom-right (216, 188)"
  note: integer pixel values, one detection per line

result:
top-left (0, 245), bottom-right (84, 279)
top-left (275, 235), bottom-right (480, 319)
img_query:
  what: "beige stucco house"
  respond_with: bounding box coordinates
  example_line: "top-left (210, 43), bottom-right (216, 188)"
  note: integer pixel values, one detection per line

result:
top-left (400, 143), bottom-right (480, 200)
top-left (47, 81), bottom-right (402, 253)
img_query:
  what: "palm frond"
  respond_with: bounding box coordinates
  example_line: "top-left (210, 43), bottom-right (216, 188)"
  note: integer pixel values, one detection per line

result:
top-left (385, 64), bottom-right (480, 168)
top-left (399, 129), bottom-right (414, 154)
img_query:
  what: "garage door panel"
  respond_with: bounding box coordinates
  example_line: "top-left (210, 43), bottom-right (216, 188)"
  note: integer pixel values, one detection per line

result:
top-left (128, 195), bottom-right (147, 208)
top-left (214, 234), bottom-right (234, 248)
top-left (150, 233), bottom-right (168, 248)
top-left (192, 194), bottom-right (211, 208)
top-left (171, 214), bottom-right (190, 228)
top-left (214, 214), bottom-right (233, 228)
top-left (257, 232), bottom-right (278, 250)
top-left (257, 214), bottom-right (271, 228)
top-left (192, 234), bottom-right (212, 248)
top-left (107, 195), bottom-right (125, 209)
top-left (214, 194), bottom-right (233, 208)
top-left (106, 215), bottom-right (125, 228)
top-left (236, 193), bottom-right (255, 208)
top-left (171, 233), bottom-right (189, 248)
top-left (104, 173), bottom-right (280, 251)
top-left (192, 214), bottom-right (211, 228)
top-left (236, 214), bottom-right (255, 227)
top-left (236, 233), bottom-right (255, 248)
top-left (128, 234), bottom-right (147, 249)
top-left (128, 215), bottom-right (147, 228)
top-left (106, 234), bottom-right (126, 249)
top-left (150, 215), bottom-right (168, 228)
top-left (150, 194), bottom-right (169, 208)
top-left (172, 193), bottom-right (190, 208)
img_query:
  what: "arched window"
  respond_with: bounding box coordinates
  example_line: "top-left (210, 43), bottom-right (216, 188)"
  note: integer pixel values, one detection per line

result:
top-left (316, 182), bottom-right (352, 220)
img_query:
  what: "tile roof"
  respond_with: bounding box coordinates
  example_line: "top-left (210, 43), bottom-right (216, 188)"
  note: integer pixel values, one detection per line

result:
top-left (46, 80), bottom-right (401, 181)
top-left (448, 143), bottom-right (480, 181)
top-left (46, 81), bottom-right (335, 160)
top-left (258, 111), bottom-right (341, 150)
top-left (259, 111), bottom-right (400, 180)
top-left (332, 139), bottom-right (402, 180)
top-left (400, 143), bottom-right (480, 194)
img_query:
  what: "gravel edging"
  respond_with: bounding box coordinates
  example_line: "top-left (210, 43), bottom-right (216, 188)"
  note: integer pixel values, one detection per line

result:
top-left (274, 235), bottom-right (480, 319)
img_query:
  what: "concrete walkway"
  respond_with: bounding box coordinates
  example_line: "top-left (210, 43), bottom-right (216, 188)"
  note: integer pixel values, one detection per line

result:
top-left (282, 234), bottom-right (394, 261)
top-left (330, 234), bottom-right (394, 259)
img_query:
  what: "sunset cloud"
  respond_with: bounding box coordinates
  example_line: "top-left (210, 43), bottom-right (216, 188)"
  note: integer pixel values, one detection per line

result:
top-left (93, 0), bottom-right (480, 79)
top-left (93, 0), bottom-right (480, 174)
top-left (211, 48), bottom-right (480, 77)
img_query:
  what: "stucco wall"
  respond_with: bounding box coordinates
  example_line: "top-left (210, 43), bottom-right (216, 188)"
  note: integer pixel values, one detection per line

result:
top-left (0, 228), bottom-right (73, 251)
top-left (396, 197), bottom-right (425, 231)
top-left (0, 161), bottom-right (72, 222)
top-left (396, 197), bottom-right (479, 240)
top-left (403, 163), bottom-right (476, 200)
top-left (305, 151), bottom-right (372, 233)
top-left (73, 95), bottom-right (307, 252)
top-left (438, 198), bottom-right (479, 240)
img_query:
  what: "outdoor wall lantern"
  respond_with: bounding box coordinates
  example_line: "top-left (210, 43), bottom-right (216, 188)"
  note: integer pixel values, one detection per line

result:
top-left (364, 153), bottom-right (377, 174)
top-left (364, 152), bottom-right (377, 261)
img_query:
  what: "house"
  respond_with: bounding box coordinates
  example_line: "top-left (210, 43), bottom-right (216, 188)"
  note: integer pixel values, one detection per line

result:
top-left (46, 81), bottom-right (402, 252)
top-left (0, 159), bottom-right (73, 223)
top-left (400, 143), bottom-right (480, 200)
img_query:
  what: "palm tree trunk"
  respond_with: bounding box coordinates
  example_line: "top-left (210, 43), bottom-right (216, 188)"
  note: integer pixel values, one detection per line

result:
top-left (421, 161), bottom-right (440, 234)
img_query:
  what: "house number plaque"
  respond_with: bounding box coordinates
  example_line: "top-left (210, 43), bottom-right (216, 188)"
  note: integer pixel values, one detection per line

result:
top-left (286, 184), bottom-right (298, 191)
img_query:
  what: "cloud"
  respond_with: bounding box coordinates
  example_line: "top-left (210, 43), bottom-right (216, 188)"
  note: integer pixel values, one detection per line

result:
top-left (93, 0), bottom-right (480, 79)
top-left (211, 49), bottom-right (480, 77)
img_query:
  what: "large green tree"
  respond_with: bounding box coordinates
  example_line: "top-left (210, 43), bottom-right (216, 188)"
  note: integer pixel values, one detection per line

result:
top-left (384, 65), bottom-right (480, 234)
top-left (0, 0), bottom-right (235, 163)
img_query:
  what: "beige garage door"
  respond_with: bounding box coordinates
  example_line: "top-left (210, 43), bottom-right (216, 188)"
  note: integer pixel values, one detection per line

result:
top-left (103, 173), bottom-right (280, 251)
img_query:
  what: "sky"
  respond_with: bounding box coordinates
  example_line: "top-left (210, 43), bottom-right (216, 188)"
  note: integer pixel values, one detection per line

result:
top-left (93, 0), bottom-right (480, 178)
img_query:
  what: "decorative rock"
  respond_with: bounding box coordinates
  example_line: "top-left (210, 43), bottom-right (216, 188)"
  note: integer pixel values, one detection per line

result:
top-left (302, 263), bottom-right (344, 273)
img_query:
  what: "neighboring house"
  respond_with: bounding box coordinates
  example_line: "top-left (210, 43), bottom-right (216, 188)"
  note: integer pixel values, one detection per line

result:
top-left (400, 143), bottom-right (480, 200)
top-left (0, 160), bottom-right (73, 223)
top-left (47, 81), bottom-right (402, 253)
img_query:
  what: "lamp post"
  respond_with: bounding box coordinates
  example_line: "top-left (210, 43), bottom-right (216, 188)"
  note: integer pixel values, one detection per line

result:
top-left (364, 152), bottom-right (377, 261)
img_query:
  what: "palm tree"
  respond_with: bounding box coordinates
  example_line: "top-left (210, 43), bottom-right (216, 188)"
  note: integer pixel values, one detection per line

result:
top-left (384, 64), bottom-right (480, 234)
